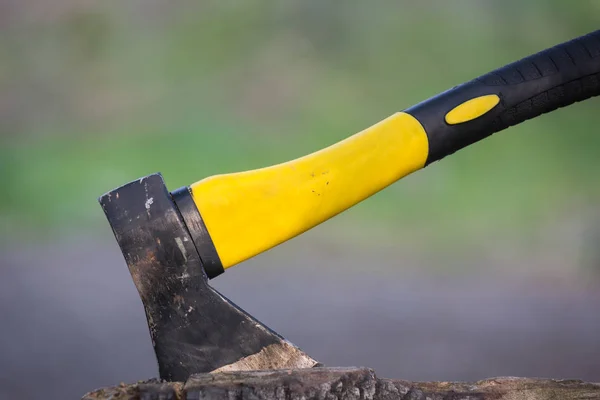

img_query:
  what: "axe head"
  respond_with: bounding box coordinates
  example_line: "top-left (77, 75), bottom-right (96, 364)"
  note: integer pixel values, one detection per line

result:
top-left (98, 173), bottom-right (317, 382)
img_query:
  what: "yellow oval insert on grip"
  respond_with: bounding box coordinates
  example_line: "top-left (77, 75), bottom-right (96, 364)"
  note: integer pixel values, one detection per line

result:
top-left (445, 94), bottom-right (500, 125)
top-left (190, 112), bottom-right (429, 269)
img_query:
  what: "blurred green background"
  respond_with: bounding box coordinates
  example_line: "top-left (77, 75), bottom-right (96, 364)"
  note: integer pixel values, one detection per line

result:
top-left (1, 1), bottom-right (600, 399)
top-left (2, 1), bottom-right (599, 258)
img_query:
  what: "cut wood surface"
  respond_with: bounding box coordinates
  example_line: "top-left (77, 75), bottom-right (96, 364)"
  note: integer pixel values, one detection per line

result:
top-left (81, 367), bottom-right (600, 400)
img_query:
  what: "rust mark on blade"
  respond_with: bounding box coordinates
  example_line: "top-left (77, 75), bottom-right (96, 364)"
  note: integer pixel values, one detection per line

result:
top-left (173, 294), bottom-right (185, 309)
top-left (128, 249), bottom-right (162, 304)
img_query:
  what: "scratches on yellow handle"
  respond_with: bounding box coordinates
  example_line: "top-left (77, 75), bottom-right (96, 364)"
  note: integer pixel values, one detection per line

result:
top-left (445, 94), bottom-right (500, 125)
top-left (189, 112), bottom-right (430, 269)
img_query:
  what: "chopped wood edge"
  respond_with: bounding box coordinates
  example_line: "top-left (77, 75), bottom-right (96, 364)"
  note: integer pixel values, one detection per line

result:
top-left (81, 367), bottom-right (600, 400)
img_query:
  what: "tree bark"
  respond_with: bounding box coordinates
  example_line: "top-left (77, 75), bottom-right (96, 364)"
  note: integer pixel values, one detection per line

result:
top-left (81, 367), bottom-right (600, 400)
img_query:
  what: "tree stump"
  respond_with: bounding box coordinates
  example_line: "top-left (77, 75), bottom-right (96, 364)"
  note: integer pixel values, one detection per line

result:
top-left (81, 367), bottom-right (600, 400)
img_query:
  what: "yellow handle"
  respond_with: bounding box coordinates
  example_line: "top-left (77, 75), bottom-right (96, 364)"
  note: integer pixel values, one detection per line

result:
top-left (190, 112), bottom-right (429, 269)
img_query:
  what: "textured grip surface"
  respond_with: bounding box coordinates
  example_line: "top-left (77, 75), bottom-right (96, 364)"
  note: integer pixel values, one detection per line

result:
top-left (480, 31), bottom-right (600, 130)
top-left (406, 30), bottom-right (600, 164)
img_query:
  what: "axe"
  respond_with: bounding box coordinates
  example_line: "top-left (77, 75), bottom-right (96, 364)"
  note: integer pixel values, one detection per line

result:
top-left (99, 30), bottom-right (600, 382)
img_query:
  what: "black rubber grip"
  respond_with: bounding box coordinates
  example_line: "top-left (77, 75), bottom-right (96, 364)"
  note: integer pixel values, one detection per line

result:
top-left (405, 30), bottom-right (600, 165)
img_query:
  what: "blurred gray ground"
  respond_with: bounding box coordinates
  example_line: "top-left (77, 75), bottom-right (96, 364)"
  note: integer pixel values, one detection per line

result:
top-left (1, 232), bottom-right (599, 400)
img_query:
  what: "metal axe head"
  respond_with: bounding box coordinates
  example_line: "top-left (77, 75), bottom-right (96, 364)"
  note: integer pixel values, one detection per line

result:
top-left (99, 173), bottom-right (318, 382)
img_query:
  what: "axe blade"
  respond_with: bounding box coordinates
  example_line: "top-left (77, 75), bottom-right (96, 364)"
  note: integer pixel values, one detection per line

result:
top-left (98, 173), bottom-right (317, 382)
